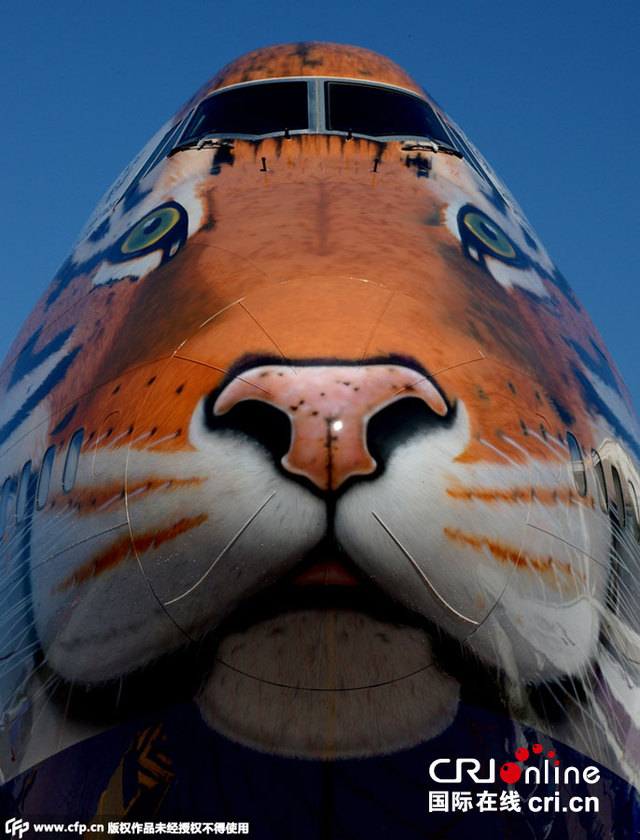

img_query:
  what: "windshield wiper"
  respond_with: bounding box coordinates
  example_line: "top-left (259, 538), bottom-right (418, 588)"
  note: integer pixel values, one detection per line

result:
top-left (401, 140), bottom-right (462, 157)
top-left (169, 136), bottom-right (235, 156)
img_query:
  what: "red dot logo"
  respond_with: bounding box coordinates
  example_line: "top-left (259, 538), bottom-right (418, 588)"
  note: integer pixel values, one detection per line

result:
top-left (499, 762), bottom-right (522, 784)
top-left (532, 743), bottom-right (543, 754)
top-left (515, 747), bottom-right (529, 761)
top-left (547, 750), bottom-right (555, 758)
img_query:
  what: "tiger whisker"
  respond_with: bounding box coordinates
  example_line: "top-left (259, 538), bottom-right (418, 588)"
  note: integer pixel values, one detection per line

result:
top-left (28, 521), bottom-right (129, 576)
top-left (163, 492), bottom-right (277, 605)
top-left (371, 512), bottom-right (478, 625)
top-left (477, 436), bottom-right (523, 467)
top-left (527, 429), bottom-right (568, 457)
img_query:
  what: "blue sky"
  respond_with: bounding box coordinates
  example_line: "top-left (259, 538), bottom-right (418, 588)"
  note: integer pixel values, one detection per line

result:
top-left (1, 0), bottom-right (638, 408)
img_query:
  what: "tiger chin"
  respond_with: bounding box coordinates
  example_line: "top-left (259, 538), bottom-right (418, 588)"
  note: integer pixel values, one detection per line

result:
top-left (198, 609), bottom-right (461, 759)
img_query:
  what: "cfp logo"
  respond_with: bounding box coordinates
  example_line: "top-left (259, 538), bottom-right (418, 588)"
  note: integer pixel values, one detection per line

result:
top-left (4, 820), bottom-right (29, 839)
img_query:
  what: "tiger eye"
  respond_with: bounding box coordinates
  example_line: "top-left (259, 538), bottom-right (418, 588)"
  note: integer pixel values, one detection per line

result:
top-left (121, 206), bottom-right (181, 254)
top-left (462, 210), bottom-right (517, 260)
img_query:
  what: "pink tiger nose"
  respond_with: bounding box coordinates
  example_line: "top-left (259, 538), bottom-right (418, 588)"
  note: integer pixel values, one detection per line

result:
top-left (214, 364), bottom-right (448, 491)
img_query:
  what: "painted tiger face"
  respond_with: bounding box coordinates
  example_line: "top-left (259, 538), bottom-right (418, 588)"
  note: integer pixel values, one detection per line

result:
top-left (1, 43), bottom-right (639, 780)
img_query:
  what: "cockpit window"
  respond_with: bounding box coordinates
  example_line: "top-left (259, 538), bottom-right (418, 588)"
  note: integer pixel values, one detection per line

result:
top-left (325, 82), bottom-right (450, 142)
top-left (171, 78), bottom-right (459, 152)
top-left (116, 120), bottom-right (186, 209)
top-left (181, 81), bottom-right (309, 141)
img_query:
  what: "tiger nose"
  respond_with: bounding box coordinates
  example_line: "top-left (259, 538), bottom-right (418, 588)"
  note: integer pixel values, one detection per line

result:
top-left (213, 363), bottom-right (448, 491)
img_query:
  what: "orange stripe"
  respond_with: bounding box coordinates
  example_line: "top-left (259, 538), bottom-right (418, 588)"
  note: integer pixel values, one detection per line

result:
top-left (443, 526), bottom-right (584, 584)
top-left (50, 476), bottom-right (205, 512)
top-left (446, 485), bottom-right (594, 508)
top-left (59, 513), bottom-right (208, 591)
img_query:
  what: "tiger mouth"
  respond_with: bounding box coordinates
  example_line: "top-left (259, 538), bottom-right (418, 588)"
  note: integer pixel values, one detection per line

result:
top-left (210, 539), bottom-right (430, 637)
top-left (50, 542), bottom-right (458, 720)
top-left (49, 535), bottom-right (574, 739)
top-left (291, 554), bottom-right (360, 587)
top-left (44, 535), bottom-right (579, 741)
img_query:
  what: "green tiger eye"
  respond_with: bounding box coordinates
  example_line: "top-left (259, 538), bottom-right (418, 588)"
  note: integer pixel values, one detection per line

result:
top-left (463, 211), bottom-right (517, 260)
top-left (121, 207), bottom-right (181, 254)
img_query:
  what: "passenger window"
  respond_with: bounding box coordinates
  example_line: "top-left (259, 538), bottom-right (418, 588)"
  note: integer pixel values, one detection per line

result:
top-left (590, 449), bottom-right (608, 512)
top-left (181, 81), bottom-right (309, 142)
top-left (15, 461), bottom-right (31, 524)
top-left (36, 445), bottom-right (56, 510)
top-left (566, 432), bottom-right (587, 497)
top-left (0, 477), bottom-right (17, 535)
top-left (628, 481), bottom-right (640, 541)
top-left (610, 465), bottom-right (626, 527)
top-left (62, 429), bottom-right (84, 494)
top-left (325, 82), bottom-right (450, 142)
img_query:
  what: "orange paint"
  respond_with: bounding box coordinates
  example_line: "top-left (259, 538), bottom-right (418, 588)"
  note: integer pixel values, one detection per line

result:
top-left (200, 42), bottom-right (425, 97)
top-left (60, 514), bottom-right (208, 590)
top-left (443, 526), bottom-right (583, 584)
top-left (8, 130), bottom-right (606, 470)
top-left (54, 476), bottom-right (205, 512)
top-left (446, 484), bottom-right (590, 508)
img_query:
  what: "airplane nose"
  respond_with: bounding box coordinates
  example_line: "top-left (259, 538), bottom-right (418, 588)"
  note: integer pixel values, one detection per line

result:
top-left (213, 363), bottom-right (449, 491)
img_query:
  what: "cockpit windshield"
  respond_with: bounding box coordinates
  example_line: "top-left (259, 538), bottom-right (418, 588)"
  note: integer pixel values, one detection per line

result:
top-left (180, 81), bottom-right (309, 143)
top-left (172, 78), bottom-right (458, 151)
top-left (324, 82), bottom-right (450, 143)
